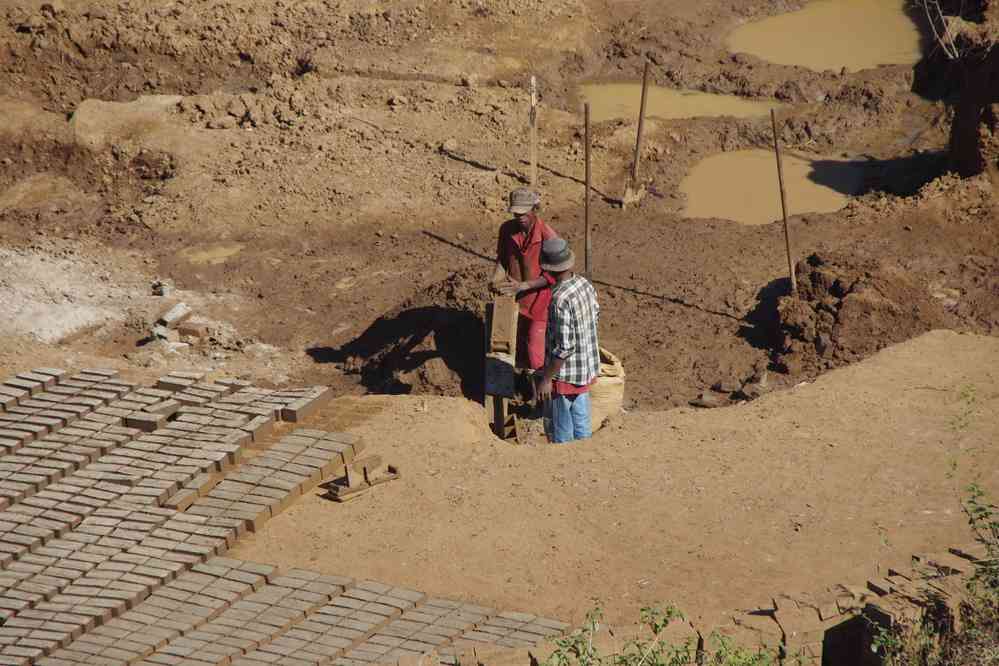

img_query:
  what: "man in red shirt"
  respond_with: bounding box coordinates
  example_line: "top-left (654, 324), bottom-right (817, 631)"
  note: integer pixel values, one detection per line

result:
top-left (492, 188), bottom-right (559, 370)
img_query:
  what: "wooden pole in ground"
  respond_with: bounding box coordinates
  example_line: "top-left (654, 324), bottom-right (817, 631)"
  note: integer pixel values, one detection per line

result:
top-left (630, 61), bottom-right (651, 187)
top-left (584, 102), bottom-right (592, 279)
top-left (530, 75), bottom-right (538, 188)
top-left (770, 108), bottom-right (798, 295)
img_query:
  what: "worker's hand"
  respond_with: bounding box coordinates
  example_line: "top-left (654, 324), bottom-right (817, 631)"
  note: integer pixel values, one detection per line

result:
top-left (496, 279), bottom-right (524, 296)
top-left (536, 376), bottom-right (553, 402)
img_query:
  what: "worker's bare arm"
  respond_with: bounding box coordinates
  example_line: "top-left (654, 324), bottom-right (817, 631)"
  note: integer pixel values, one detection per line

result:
top-left (496, 275), bottom-right (549, 296)
top-left (490, 262), bottom-right (508, 292)
top-left (536, 357), bottom-right (565, 401)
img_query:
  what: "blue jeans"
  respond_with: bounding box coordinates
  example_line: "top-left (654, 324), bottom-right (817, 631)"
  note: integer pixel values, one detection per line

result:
top-left (544, 391), bottom-right (592, 444)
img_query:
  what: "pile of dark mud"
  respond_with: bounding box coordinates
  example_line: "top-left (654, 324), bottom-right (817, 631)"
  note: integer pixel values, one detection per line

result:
top-left (336, 267), bottom-right (491, 398)
top-left (774, 252), bottom-right (952, 375)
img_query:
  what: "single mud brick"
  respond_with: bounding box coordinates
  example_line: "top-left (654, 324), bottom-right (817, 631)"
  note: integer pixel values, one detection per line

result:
top-left (95, 406), bottom-right (132, 420)
top-left (24, 415), bottom-right (61, 432)
top-left (31, 392), bottom-right (67, 406)
top-left (155, 378), bottom-right (195, 394)
top-left (124, 412), bottom-right (167, 433)
top-left (142, 401), bottom-right (180, 419)
top-left (0, 394), bottom-right (19, 415)
top-left (215, 379), bottom-right (253, 390)
top-left (157, 303), bottom-right (193, 329)
top-left (110, 399), bottom-right (148, 412)
top-left (163, 490), bottom-right (198, 512)
top-left (30, 369), bottom-right (69, 384)
top-left (82, 413), bottom-right (123, 428)
top-left (279, 398), bottom-right (319, 424)
top-left (45, 386), bottom-right (81, 398)
top-left (175, 393), bottom-right (211, 407)
top-left (77, 369), bottom-right (118, 380)
top-left (38, 411), bottom-right (77, 428)
top-left (866, 578), bottom-right (893, 596)
top-left (18, 372), bottom-right (58, 389)
top-left (5, 377), bottom-right (46, 396)
top-left (0, 429), bottom-right (33, 444)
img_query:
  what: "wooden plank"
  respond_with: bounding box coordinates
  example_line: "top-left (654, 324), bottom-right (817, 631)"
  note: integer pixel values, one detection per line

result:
top-left (489, 296), bottom-right (518, 354)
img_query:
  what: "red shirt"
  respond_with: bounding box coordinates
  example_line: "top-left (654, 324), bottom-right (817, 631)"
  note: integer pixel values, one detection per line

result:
top-left (553, 378), bottom-right (594, 395)
top-left (495, 215), bottom-right (558, 321)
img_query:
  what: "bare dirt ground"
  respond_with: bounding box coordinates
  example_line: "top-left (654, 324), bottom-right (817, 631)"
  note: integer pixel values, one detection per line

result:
top-left (230, 330), bottom-right (999, 626)
top-left (1, 0), bottom-right (998, 635)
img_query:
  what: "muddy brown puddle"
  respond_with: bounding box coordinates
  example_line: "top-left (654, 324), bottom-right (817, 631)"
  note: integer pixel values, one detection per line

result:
top-left (726, 0), bottom-right (922, 73)
top-left (680, 149), bottom-right (867, 225)
top-left (580, 84), bottom-right (776, 123)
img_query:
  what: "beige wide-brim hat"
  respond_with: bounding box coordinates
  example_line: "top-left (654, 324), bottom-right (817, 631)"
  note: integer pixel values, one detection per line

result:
top-left (508, 188), bottom-right (540, 215)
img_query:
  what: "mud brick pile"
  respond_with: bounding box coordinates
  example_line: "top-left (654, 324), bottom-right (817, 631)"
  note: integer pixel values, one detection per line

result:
top-left (184, 430), bottom-right (363, 531)
top-left (0, 368), bottom-right (569, 666)
top-left (43, 558), bottom-right (276, 663)
top-left (693, 545), bottom-right (986, 665)
top-left (39, 565), bottom-right (567, 666)
top-left (135, 568), bottom-right (349, 665)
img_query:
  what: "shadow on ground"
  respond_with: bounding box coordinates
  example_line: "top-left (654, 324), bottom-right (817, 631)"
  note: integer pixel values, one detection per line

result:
top-left (805, 151), bottom-right (946, 198)
top-left (738, 276), bottom-right (790, 352)
top-left (307, 306), bottom-right (485, 400)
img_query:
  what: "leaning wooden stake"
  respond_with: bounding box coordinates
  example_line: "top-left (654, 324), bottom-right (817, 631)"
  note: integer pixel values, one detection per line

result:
top-left (632, 61), bottom-right (651, 185)
top-left (584, 102), bottom-right (592, 279)
top-left (770, 108), bottom-right (798, 295)
top-left (623, 61), bottom-right (651, 207)
top-left (529, 75), bottom-right (538, 188)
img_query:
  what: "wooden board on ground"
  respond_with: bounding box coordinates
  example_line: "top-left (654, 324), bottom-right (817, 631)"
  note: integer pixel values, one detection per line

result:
top-left (326, 463), bottom-right (401, 502)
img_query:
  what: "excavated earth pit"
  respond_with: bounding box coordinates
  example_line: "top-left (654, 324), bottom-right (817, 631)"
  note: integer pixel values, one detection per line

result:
top-left (0, 1), bottom-right (998, 654)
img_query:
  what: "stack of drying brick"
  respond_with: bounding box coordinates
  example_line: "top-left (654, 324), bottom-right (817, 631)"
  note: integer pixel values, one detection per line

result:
top-left (42, 558), bottom-right (276, 663)
top-left (0, 379), bottom-right (574, 666)
top-left (138, 568), bottom-right (350, 665)
top-left (157, 372), bottom-right (330, 424)
top-left (39, 560), bottom-right (567, 666)
top-left (694, 543), bottom-right (989, 665)
top-left (0, 505), bottom-right (177, 620)
top-left (0, 367), bottom-right (337, 664)
top-left (185, 430), bottom-right (364, 531)
top-left (0, 369), bottom-right (185, 449)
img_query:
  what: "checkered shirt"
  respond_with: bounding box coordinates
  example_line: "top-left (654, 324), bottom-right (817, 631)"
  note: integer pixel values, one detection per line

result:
top-left (545, 274), bottom-right (600, 385)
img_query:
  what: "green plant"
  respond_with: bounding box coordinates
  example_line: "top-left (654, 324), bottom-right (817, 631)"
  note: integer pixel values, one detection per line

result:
top-left (702, 633), bottom-right (777, 666)
top-left (547, 603), bottom-right (604, 666)
top-left (949, 384), bottom-right (978, 433)
top-left (545, 604), bottom-right (776, 666)
top-left (862, 483), bottom-right (999, 665)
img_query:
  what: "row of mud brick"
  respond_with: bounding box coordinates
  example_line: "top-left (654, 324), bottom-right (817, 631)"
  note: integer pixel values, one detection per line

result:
top-left (0, 368), bottom-right (175, 455)
top-left (30, 555), bottom-right (566, 666)
top-left (0, 368), bottom-right (331, 517)
top-left (699, 544), bottom-right (987, 664)
top-left (0, 369), bottom-right (335, 664)
top-left (0, 417), bottom-right (566, 666)
top-left (0, 427), bottom-right (344, 663)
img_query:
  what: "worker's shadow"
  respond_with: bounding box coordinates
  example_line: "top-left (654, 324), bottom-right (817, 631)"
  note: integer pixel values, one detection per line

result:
top-left (306, 306), bottom-right (485, 399)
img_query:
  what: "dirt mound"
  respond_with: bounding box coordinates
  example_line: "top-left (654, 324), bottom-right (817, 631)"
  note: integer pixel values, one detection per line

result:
top-left (774, 252), bottom-right (951, 375)
top-left (329, 267), bottom-right (492, 398)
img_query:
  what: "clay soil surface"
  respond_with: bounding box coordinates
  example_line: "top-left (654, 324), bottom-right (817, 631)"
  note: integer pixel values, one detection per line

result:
top-left (2, 0), bottom-right (999, 631)
top-left (232, 331), bottom-right (999, 625)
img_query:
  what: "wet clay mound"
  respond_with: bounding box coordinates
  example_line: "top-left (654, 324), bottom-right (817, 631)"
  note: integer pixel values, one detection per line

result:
top-left (775, 252), bottom-right (951, 375)
top-left (329, 267), bottom-right (491, 398)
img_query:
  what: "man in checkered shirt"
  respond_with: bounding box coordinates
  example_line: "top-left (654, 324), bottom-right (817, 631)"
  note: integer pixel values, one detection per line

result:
top-left (535, 238), bottom-right (600, 443)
